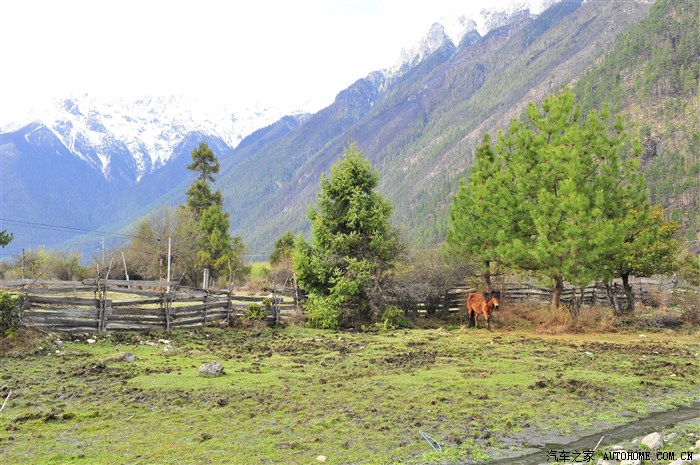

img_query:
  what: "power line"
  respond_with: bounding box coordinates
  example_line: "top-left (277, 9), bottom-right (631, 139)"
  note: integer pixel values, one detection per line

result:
top-left (0, 218), bottom-right (136, 239)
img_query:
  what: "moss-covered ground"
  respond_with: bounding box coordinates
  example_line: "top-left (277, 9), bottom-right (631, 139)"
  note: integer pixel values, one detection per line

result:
top-left (0, 325), bottom-right (698, 464)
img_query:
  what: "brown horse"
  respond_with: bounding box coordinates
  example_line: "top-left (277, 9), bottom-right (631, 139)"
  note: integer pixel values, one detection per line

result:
top-left (467, 290), bottom-right (501, 330)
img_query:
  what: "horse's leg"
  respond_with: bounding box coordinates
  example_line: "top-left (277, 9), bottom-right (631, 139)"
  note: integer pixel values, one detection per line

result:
top-left (485, 313), bottom-right (491, 330)
top-left (474, 309), bottom-right (480, 328)
top-left (468, 308), bottom-right (475, 327)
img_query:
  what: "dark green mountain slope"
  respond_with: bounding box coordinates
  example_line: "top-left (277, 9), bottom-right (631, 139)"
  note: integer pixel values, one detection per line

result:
top-left (574, 0), bottom-right (699, 241)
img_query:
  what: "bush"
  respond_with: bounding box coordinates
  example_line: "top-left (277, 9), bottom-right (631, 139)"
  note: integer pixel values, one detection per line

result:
top-left (0, 291), bottom-right (21, 336)
top-left (304, 294), bottom-right (342, 330)
top-left (678, 290), bottom-right (700, 326)
top-left (244, 302), bottom-right (267, 322)
top-left (379, 305), bottom-right (412, 331)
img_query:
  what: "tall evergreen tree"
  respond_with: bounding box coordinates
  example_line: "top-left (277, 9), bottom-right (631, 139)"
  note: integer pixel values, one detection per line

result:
top-left (447, 134), bottom-right (510, 291)
top-left (294, 143), bottom-right (400, 328)
top-left (183, 142), bottom-right (247, 284)
top-left (186, 142), bottom-right (223, 218)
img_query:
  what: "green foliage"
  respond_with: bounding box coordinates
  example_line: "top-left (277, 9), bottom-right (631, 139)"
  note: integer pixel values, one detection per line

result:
top-left (186, 142), bottom-right (223, 218)
top-left (293, 144), bottom-right (401, 327)
top-left (0, 229), bottom-right (13, 248)
top-left (7, 248), bottom-right (88, 281)
top-left (449, 89), bottom-right (649, 306)
top-left (302, 293), bottom-right (342, 330)
top-left (447, 133), bottom-right (505, 284)
top-left (269, 231), bottom-right (295, 266)
top-left (379, 305), bottom-right (412, 331)
top-left (197, 204), bottom-right (250, 284)
top-left (615, 206), bottom-right (681, 278)
top-left (0, 290), bottom-right (21, 335)
top-left (678, 253), bottom-right (700, 287)
top-left (185, 180), bottom-right (223, 218)
top-left (51, 251), bottom-right (89, 281)
top-left (187, 142), bottom-right (220, 184)
top-left (182, 142), bottom-right (249, 285)
top-left (244, 302), bottom-right (267, 322)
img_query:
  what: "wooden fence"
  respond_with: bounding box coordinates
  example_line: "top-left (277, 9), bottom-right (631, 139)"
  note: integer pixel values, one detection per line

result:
top-left (1, 279), bottom-right (298, 333)
top-left (397, 279), bottom-right (679, 315)
top-left (0, 277), bottom-right (683, 332)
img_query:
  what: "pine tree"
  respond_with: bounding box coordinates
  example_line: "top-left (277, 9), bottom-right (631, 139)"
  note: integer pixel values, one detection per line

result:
top-left (447, 134), bottom-right (510, 290)
top-left (610, 206), bottom-right (680, 313)
top-left (294, 143), bottom-right (400, 328)
top-left (183, 142), bottom-right (247, 284)
top-left (449, 89), bottom-right (649, 309)
top-left (186, 142), bottom-right (223, 218)
top-left (197, 204), bottom-right (249, 284)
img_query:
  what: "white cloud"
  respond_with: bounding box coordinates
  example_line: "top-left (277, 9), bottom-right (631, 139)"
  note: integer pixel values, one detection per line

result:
top-left (0, 0), bottom-right (526, 122)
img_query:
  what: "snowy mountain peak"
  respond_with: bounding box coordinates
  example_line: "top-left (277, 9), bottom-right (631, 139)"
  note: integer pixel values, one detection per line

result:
top-left (388, 0), bottom-right (559, 76)
top-left (392, 22), bottom-right (455, 73)
top-left (4, 94), bottom-right (287, 181)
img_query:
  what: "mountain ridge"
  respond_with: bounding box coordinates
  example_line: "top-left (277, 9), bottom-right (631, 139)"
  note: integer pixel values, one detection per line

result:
top-left (2, 0), bottom-right (694, 261)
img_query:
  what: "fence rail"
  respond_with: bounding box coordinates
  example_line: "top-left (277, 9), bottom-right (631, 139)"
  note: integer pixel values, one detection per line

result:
top-left (2, 279), bottom-right (297, 333)
top-left (0, 277), bottom-right (685, 332)
top-left (395, 278), bottom-right (680, 314)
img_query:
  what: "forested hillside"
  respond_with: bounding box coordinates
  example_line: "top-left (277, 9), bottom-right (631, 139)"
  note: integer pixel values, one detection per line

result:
top-left (574, 0), bottom-right (699, 242)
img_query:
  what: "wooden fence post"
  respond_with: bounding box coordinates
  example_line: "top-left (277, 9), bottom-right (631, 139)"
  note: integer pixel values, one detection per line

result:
top-left (226, 290), bottom-right (232, 326)
top-left (202, 292), bottom-right (208, 328)
top-left (162, 292), bottom-right (171, 332)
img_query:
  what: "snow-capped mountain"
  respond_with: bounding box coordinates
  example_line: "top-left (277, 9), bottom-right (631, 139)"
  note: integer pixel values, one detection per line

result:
top-left (2, 95), bottom-right (288, 182)
top-left (389, 0), bottom-right (558, 76)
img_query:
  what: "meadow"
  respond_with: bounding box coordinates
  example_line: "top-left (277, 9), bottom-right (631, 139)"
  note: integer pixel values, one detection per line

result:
top-left (0, 311), bottom-right (698, 465)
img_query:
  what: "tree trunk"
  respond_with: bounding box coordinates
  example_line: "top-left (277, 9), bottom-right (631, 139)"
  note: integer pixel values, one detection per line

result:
top-left (484, 260), bottom-right (493, 292)
top-left (621, 273), bottom-right (636, 314)
top-left (606, 282), bottom-right (622, 316)
top-left (551, 275), bottom-right (564, 309)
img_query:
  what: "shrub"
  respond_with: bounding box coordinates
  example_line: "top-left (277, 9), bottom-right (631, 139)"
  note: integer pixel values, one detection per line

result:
top-left (304, 294), bottom-right (341, 330)
top-left (0, 291), bottom-right (21, 336)
top-left (244, 302), bottom-right (267, 322)
top-left (677, 290), bottom-right (700, 326)
top-left (379, 305), bottom-right (412, 331)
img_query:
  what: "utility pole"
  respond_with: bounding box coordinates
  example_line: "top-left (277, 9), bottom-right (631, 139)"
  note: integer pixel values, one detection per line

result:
top-left (21, 249), bottom-right (25, 279)
top-left (121, 251), bottom-right (130, 286)
top-left (166, 237), bottom-right (172, 293)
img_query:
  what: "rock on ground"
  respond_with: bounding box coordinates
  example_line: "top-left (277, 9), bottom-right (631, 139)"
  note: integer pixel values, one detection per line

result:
top-left (198, 361), bottom-right (224, 377)
top-left (641, 431), bottom-right (664, 449)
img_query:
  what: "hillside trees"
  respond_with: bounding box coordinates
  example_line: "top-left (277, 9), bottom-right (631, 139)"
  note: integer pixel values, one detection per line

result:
top-left (448, 89), bottom-right (665, 309)
top-left (293, 143), bottom-right (401, 328)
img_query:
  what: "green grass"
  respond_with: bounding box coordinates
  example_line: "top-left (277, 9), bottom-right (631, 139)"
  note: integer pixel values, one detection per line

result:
top-left (248, 261), bottom-right (271, 281)
top-left (1, 327), bottom-right (698, 464)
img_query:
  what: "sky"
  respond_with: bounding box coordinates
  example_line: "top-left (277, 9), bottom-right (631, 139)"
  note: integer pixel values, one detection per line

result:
top-left (0, 0), bottom-right (524, 122)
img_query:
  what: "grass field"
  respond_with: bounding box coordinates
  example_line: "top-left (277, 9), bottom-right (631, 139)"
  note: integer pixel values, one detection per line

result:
top-left (0, 319), bottom-right (698, 464)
